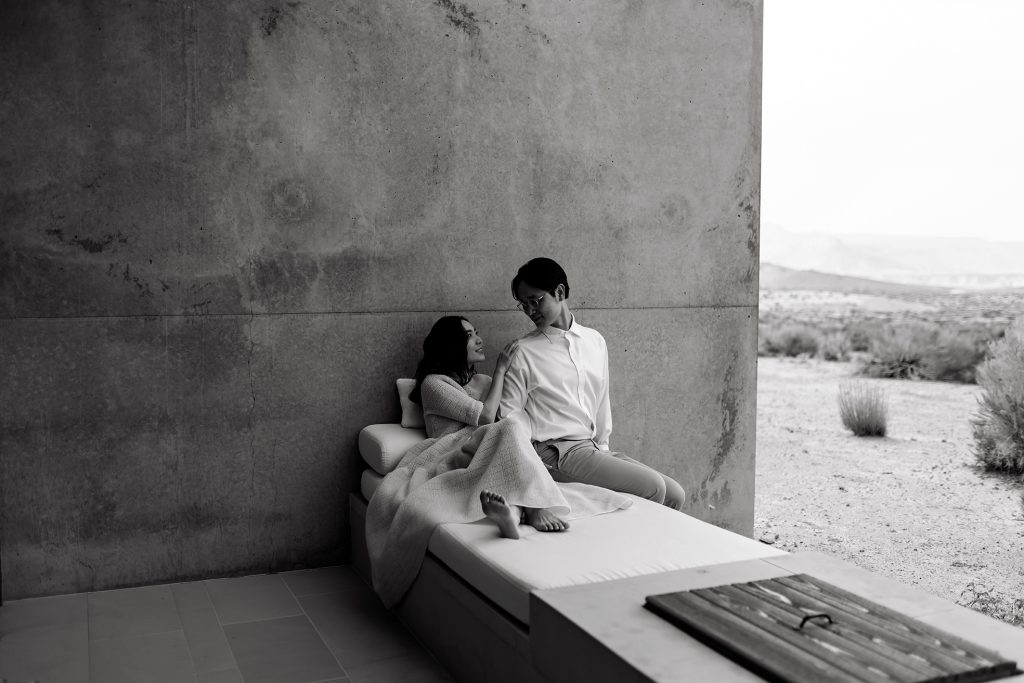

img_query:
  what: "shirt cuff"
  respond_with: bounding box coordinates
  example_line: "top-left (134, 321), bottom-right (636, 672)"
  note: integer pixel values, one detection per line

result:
top-left (596, 443), bottom-right (610, 452)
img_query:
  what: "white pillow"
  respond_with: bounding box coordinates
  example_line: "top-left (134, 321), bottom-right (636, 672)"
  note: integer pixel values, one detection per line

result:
top-left (359, 424), bottom-right (427, 474)
top-left (396, 378), bottom-right (425, 429)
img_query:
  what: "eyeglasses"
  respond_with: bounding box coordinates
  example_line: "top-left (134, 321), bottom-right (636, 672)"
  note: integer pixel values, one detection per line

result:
top-left (515, 293), bottom-right (548, 312)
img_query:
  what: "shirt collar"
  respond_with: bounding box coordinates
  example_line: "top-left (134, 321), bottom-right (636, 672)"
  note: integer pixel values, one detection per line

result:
top-left (540, 315), bottom-right (581, 338)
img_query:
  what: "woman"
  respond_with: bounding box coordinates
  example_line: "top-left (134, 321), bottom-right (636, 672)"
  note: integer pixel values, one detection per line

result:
top-left (365, 316), bottom-right (631, 607)
top-left (411, 315), bottom-right (566, 536)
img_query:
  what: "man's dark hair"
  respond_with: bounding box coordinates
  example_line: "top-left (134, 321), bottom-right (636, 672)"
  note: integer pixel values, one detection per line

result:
top-left (511, 257), bottom-right (569, 300)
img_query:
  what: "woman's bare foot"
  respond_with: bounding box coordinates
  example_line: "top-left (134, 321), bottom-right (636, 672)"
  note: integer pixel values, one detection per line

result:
top-left (524, 507), bottom-right (569, 532)
top-left (480, 490), bottom-right (520, 539)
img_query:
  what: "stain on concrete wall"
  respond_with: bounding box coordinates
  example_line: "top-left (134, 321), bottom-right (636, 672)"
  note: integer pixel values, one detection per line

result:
top-left (0, 0), bottom-right (762, 597)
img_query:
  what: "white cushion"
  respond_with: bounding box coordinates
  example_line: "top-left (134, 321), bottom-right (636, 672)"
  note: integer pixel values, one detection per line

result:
top-left (360, 468), bottom-right (384, 501)
top-left (427, 496), bottom-right (788, 624)
top-left (358, 424), bottom-right (427, 475)
top-left (396, 378), bottom-right (424, 429)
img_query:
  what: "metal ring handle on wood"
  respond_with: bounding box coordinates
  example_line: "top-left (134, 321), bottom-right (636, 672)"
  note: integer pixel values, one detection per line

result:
top-left (798, 613), bottom-right (833, 630)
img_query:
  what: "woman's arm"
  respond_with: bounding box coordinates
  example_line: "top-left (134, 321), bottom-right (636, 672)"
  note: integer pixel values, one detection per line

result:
top-left (421, 375), bottom-right (485, 427)
top-left (478, 340), bottom-right (520, 425)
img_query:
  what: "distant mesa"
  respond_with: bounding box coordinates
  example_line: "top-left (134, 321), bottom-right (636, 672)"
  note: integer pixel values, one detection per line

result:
top-left (760, 223), bottom-right (1024, 290)
top-left (759, 264), bottom-right (950, 295)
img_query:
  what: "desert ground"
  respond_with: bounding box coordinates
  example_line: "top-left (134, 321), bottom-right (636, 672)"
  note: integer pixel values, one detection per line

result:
top-left (759, 287), bottom-right (1021, 330)
top-left (754, 355), bottom-right (1024, 622)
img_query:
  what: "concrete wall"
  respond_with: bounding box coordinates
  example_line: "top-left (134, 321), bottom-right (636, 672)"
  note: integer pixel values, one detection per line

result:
top-left (0, 0), bottom-right (762, 598)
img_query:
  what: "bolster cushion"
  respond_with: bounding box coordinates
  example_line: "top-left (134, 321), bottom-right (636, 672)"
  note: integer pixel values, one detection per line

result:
top-left (359, 423), bottom-right (428, 475)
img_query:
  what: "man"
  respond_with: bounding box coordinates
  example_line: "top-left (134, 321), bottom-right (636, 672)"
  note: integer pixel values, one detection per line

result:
top-left (499, 257), bottom-right (685, 510)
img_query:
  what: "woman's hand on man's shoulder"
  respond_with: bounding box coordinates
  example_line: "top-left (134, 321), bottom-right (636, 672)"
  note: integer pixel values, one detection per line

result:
top-left (496, 340), bottom-right (522, 373)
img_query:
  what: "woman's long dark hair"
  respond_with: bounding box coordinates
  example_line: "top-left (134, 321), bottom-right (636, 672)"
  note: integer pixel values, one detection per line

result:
top-left (410, 316), bottom-right (476, 404)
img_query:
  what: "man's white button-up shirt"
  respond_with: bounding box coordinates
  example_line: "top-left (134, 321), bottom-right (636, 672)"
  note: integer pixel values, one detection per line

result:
top-left (499, 316), bottom-right (612, 450)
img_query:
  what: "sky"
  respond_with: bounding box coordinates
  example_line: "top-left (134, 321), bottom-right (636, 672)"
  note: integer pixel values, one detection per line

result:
top-left (761, 0), bottom-right (1024, 244)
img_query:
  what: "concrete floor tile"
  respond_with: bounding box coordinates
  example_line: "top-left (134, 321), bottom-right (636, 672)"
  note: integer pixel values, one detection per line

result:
top-left (197, 668), bottom-right (246, 683)
top-left (0, 622), bottom-right (89, 683)
top-left (89, 629), bottom-right (195, 683)
top-left (205, 574), bottom-right (302, 625)
top-left (280, 565), bottom-right (351, 597)
top-left (1, 566), bottom-right (442, 683)
top-left (0, 593), bottom-right (88, 634)
top-left (0, 594), bottom-right (90, 683)
top-left (172, 580), bottom-right (214, 611)
top-left (180, 607), bottom-right (237, 673)
top-left (346, 653), bottom-right (452, 683)
top-left (88, 584), bottom-right (182, 640)
top-left (224, 615), bottom-right (343, 683)
top-left (298, 589), bottom-right (419, 668)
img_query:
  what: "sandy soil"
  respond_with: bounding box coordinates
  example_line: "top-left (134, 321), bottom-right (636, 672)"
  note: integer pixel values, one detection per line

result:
top-left (759, 289), bottom-right (1022, 328)
top-left (754, 356), bottom-right (1024, 616)
top-left (760, 290), bottom-right (938, 315)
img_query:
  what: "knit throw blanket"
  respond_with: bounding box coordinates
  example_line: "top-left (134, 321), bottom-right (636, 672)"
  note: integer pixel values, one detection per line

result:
top-left (365, 416), bottom-right (633, 607)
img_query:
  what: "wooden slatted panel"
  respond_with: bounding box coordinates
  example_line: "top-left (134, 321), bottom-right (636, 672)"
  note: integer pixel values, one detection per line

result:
top-left (712, 584), bottom-right (923, 682)
top-left (776, 574), bottom-right (1012, 678)
top-left (645, 574), bottom-right (1019, 683)
top-left (645, 590), bottom-right (866, 683)
top-left (761, 577), bottom-right (997, 677)
top-left (729, 582), bottom-right (948, 680)
top-left (703, 584), bottom-right (901, 682)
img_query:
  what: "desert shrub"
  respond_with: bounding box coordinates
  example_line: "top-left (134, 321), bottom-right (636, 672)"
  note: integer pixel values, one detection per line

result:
top-left (838, 381), bottom-right (888, 437)
top-left (859, 322), bottom-right (989, 383)
top-left (959, 582), bottom-right (1024, 627)
top-left (920, 328), bottom-right (989, 383)
top-left (818, 331), bottom-right (851, 362)
top-left (846, 319), bottom-right (886, 352)
top-left (760, 324), bottom-right (821, 358)
top-left (971, 320), bottom-right (1024, 475)
top-left (859, 322), bottom-right (936, 380)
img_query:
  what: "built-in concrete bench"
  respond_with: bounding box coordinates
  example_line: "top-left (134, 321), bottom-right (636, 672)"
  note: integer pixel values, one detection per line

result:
top-left (350, 423), bottom-right (786, 682)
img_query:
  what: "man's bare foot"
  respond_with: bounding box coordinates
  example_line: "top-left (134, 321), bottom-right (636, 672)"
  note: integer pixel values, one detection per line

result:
top-left (480, 490), bottom-right (520, 539)
top-left (524, 507), bottom-right (569, 532)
